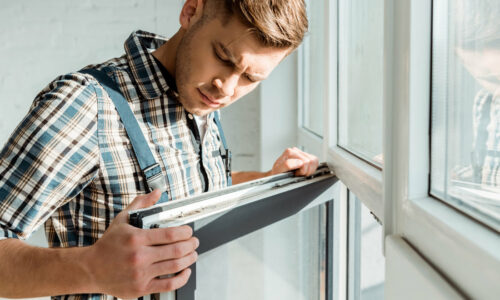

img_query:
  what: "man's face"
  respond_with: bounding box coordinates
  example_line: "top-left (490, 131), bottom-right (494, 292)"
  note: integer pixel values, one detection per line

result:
top-left (457, 47), bottom-right (500, 94)
top-left (175, 16), bottom-right (290, 116)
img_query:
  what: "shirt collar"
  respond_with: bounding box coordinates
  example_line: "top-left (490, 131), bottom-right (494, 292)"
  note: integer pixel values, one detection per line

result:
top-left (124, 30), bottom-right (179, 100)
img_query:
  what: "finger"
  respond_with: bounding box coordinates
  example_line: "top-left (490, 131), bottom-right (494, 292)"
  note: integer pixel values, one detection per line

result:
top-left (149, 268), bottom-right (192, 293)
top-left (149, 251), bottom-right (198, 278)
top-left (284, 158), bottom-right (304, 171)
top-left (299, 151), bottom-right (319, 176)
top-left (292, 148), bottom-right (319, 176)
top-left (146, 237), bottom-right (199, 262)
top-left (289, 149), bottom-right (312, 176)
top-left (307, 155), bottom-right (320, 175)
top-left (126, 189), bottom-right (162, 212)
top-left (113, 190), bottom-right (161, 223)
top-left (144, 226), bottom-right (194, 246)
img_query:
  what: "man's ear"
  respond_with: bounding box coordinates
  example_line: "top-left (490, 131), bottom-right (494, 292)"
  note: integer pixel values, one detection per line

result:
top-left (180, 0), bottom-right (205, 30)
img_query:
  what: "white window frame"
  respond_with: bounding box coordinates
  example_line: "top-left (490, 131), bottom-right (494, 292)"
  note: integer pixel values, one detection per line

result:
top-left (298, 1), bottom-right (385, 300)
top-left (297, 0), bottom-right (325, 159)
top-left (383, 0), bottom-right (500, 299)
top-left (323, 0), bottom-right (384, 222)
top-left (300, 0), bottom-right (499, 298)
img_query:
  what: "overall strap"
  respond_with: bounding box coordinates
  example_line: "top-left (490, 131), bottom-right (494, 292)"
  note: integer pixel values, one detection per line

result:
top-left (80, 68), bottom-right (168, 195)
top-left (213, 111), bottom-right (232, 186)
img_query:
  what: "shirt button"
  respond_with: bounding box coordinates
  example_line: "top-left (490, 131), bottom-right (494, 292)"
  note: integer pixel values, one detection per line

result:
top-left (188, 113), bottom-right (193, 120)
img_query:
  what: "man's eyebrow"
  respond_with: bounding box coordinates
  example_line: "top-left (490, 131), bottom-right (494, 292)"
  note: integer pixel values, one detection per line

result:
top-left (216, 41), bottom-right (266, 81)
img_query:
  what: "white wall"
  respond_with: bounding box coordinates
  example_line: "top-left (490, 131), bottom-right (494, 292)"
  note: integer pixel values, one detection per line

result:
top-left (0, 0), bottom-right (184, 144)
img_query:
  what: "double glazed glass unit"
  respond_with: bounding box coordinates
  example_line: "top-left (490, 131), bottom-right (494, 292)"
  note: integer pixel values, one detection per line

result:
top-left (337, 0), bottom-right (384, 167)
top-left (430, 0), bottom-right (500, 231)
top-left (141, 169), bottom-right (338, 300)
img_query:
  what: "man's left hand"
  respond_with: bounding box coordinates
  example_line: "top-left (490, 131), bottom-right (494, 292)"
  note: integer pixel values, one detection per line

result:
top-left (267, 147), bottom-right (319, 177)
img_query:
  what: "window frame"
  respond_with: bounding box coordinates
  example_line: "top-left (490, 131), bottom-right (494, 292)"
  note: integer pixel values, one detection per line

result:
top-left (427, 0), bottom-right (500, 232)
top-left (170, 176), bottom-right (338, 300)
top-left (298, 1), bottom-right (385, 300)
top-left (383, 0), bottom-right (500, 299)
top-left (297, 0), bottom-right (326, 158)
top-left (300, 0), bottom-right (500, 298)
top-left (324, 0), bottom-right (384, 222)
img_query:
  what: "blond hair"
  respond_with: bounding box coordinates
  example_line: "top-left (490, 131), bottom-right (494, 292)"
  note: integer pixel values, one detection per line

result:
top-left (205, 0), bottom-right (308, 49)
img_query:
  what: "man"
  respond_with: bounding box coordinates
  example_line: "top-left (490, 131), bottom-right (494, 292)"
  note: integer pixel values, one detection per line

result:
top-left (0, 0), bottom-right (317, 299)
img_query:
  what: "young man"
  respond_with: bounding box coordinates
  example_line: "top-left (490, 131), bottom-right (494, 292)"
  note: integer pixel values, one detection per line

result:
top-left (0, 0), bottom-right (316, 299)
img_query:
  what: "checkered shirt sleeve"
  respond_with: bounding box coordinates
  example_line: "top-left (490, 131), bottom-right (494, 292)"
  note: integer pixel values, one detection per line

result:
top-left (0, 73), bottom-right (100, 240)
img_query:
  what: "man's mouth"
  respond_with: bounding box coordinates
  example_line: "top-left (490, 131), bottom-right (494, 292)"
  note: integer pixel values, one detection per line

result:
top-left (198, 89), bottom-right (221, 108)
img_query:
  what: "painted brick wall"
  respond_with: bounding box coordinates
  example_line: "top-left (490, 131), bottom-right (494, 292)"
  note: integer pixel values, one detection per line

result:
top-left (0, 4), bottom-right (184, 298)
top-left (0, 0), bottom-right (184, 144)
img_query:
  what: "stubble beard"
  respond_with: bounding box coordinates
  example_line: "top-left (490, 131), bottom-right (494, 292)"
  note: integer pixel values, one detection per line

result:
top-left (175, 19), bottom-right (209, 116)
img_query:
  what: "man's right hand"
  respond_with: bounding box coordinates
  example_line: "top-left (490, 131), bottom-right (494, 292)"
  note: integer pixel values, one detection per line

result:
top-left (84, 190), bottom-right (199, 298)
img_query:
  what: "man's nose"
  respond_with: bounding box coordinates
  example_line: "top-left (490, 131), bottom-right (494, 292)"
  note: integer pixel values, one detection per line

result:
top-left (212, 73), bottom-right (239, 98)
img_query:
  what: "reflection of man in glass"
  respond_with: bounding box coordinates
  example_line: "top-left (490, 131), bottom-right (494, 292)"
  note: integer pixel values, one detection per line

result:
top-left (454, 0), bottom-right (500, 206)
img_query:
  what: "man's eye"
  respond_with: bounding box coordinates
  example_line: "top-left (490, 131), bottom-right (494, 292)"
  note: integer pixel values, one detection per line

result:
top-left (245, 74), bottom-right (256, 83)
top-left (215, 49), bottom-right (231, 65)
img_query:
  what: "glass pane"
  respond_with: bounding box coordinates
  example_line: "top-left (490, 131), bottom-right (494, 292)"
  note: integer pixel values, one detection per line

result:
top-left (338, 0), bottom-right (384, 166)
top-left (431, 0), bottom-right (500, 229)
top-left (301, 0), bottom-right (325, 137)
top-left (195, 205), bottom-right (326, 300)
top-left (348, 193), bottom-right (385, 300)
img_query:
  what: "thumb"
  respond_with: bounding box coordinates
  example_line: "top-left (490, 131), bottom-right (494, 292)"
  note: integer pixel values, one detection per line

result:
top-left (125, 189), bottom-right (162, 212)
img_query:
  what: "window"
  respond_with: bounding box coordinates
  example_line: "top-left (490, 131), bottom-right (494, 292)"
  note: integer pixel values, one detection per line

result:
top-left (347, 194), bottom-right (385, 300)
top-left (383, 0), bottom-right (500, 298)
top-left (195, 206), bottom-right (327, 300)
top-left (326, 0), bottom-right (384, 223)
top-left (299, 1), bottom-right (387, 299)
top-left (300, 0), bottom-right (326, 138)
top-left (165, 173), bottom-right (338, 300)
top-left (338, 0), bottom-right (385, 167)
top-left (430, 0), bottom-right (500, 230)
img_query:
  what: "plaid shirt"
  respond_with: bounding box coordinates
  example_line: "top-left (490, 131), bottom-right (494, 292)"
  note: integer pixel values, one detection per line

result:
top-left (472, 89), bottom-right (500, 186)
top-left (0, 30), bottom-right (229, 299)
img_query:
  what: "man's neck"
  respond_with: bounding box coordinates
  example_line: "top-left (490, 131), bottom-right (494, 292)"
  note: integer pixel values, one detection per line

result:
top-left (152, 29), bottom-right (185, 80)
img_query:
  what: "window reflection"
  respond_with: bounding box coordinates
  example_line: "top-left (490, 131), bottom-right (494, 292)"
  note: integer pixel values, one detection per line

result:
top-left (431, 0), bottom-right (500, 229)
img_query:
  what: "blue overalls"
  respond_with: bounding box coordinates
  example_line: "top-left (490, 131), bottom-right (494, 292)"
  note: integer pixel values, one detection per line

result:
top-left (80, 68), bottom-right (232, 203)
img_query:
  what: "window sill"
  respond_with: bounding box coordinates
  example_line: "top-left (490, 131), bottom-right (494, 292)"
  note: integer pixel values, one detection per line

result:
top-left (400, 196), bottom-right (500, 299)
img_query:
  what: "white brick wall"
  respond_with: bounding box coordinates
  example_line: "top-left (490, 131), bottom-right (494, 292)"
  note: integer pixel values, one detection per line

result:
top-left (0, 2), bottom-right (183, 298)
top-left (0, 0), bottom-right (184, 144)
